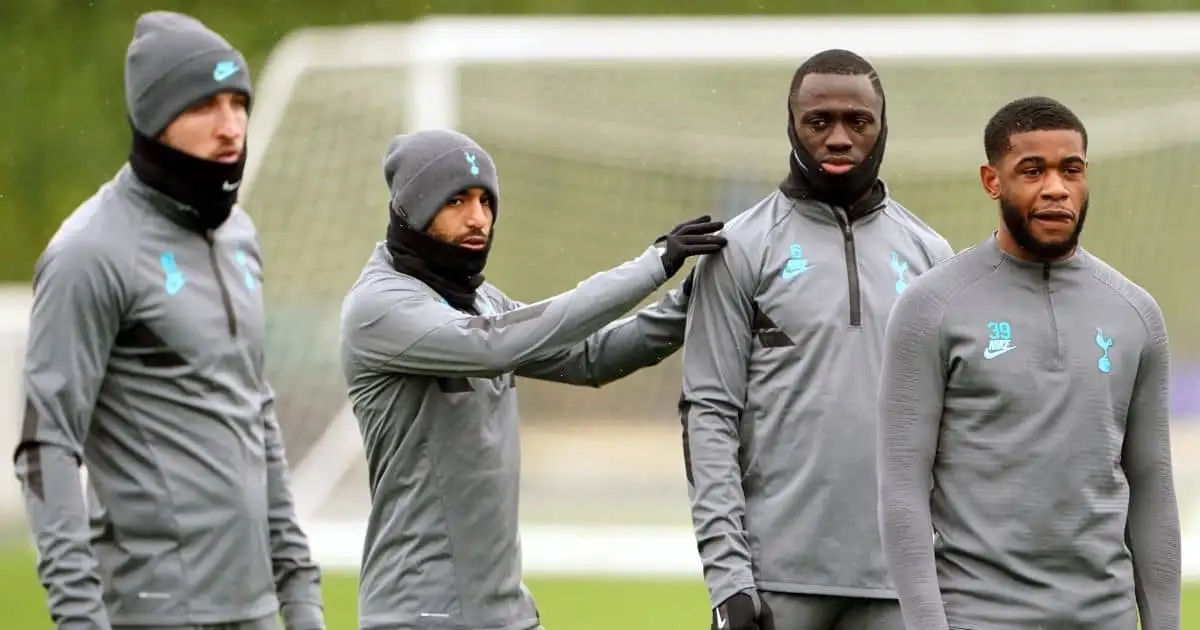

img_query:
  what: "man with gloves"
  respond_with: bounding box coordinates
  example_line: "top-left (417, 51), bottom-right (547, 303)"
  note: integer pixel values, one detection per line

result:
top-left (680, 48), bottom-right (954, 630)
top-left (340, 128), bottom-right (726, 630)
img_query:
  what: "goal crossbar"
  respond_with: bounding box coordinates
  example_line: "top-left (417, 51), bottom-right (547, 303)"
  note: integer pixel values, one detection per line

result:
top-left (243, 12), bottom-right (1200, 199)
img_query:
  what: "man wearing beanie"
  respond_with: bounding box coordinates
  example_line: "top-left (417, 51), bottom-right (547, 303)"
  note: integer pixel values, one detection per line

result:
top-left (681, 49), bottom-right (954, 630)
top-left (15, 11), bottom-right (323, 630)
top-left (340, 128), bottom-right (726, 630)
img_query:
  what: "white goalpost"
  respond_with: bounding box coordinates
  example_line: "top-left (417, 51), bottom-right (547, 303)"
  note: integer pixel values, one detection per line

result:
top-left (237, 13), bottom-right (1200, 577)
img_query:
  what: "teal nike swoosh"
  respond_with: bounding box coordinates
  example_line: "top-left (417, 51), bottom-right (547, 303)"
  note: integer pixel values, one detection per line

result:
top-left (214, 67), bottom-right (239, 81)
top-left (781, 262), bottom-right (808, 280)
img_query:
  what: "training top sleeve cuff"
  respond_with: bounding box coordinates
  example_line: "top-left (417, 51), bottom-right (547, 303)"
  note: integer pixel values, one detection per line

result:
top-left (710, 575), bottom-right (758, 609)
top-left (637, 244), bottom-right (669, 285)
top-left (280, 601), bottom-right (325, 630)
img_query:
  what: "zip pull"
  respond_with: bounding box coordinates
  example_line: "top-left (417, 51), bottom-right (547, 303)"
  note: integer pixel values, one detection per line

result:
top-left (832, 208), bottom-right (853, 237)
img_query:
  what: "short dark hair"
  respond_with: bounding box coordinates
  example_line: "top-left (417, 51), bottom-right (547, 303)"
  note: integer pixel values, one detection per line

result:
top-left (790, 49), bottom-right (884, 101)
top-left (983, 96), bottom-right (1088, 164)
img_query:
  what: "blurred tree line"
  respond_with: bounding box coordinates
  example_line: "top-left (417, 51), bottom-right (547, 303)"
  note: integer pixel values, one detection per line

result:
top-left (0, 0), bottom-right (1190, 281)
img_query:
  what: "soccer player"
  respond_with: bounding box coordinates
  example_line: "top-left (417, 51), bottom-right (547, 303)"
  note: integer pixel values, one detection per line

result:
top-left (878, 96), bottom-right (1181, 630)
top-left (339, 128), bottom-right (726, 630)
top-left (14, 12), bottom-right (324, 630)
top-left (681, 49), bottom-right (954, 630)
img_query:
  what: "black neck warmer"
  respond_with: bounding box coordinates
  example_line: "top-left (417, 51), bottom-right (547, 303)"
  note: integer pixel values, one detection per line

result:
top-left (386, 213), bottom-right (491, 313)
top-left (779, 98), bottom-right (889, 221)
top-left (128, 123), bottom-right (245, 232)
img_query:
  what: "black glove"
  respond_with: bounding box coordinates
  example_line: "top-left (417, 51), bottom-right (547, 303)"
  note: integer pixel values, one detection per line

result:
top-left (655, 215), bottom-right (727, 278)
top-left (711, 591), bottom-right (774, 630)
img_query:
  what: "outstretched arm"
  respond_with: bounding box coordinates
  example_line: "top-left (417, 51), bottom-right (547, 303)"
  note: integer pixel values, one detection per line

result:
top-left (680, 241), bottom-right (757, 609)
top-left (513, 283), bottom-right (688, 387)
top-left (345, 246), bottom-right (668, 377)
top-left (877, 285), bottom-right (949, 630)
top-left (1122, 308), bottom-right (1181, 630)
top-left (260, 388), bottom-right (326, 630)
top-left (14, 239), bottom-right (125, 630)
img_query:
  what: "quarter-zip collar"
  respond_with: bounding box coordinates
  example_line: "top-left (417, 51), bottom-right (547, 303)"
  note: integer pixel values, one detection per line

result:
top-left (783, 182), bottom-right (892, 329)
top-left (788, 180), bottom-right (892, 227)
top-left (981, 233), bottom-right (1090, 372)
top-left (118, 164), bottom-right (223, 235)
top-left (982, 232), bottom-right (1091, 276)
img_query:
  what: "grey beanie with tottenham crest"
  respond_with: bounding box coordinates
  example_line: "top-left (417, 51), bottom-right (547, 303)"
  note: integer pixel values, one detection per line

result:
top-left (382, 129), bottom-right (500, 230)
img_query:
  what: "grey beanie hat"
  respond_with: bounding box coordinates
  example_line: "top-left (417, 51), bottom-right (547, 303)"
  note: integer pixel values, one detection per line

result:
top-left (383, 129), bottom-right (500, 231)
top-left (124, 11), bottom-right (253, 137)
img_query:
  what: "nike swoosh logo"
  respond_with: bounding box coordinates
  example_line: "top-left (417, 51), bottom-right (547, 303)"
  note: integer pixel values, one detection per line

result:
top-left (982, 346), bottom-right (1014, 360)
top-left (222, 180), bottom-right (240, 191)
top-left (781, 262), bottom-right (808, 279)
top-left (214, 68), bottom-right (239, 81)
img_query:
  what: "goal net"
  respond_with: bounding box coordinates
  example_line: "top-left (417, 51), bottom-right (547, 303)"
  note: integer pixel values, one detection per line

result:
top-left (238, 14), bottom-right (1200, 576)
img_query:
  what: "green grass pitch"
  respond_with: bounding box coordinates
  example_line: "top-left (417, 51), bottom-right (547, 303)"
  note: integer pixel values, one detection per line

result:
top-left (4, 546), bottom-right (1200, 629)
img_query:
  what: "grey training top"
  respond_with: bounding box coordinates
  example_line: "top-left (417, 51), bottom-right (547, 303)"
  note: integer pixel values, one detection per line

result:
top-left (878, 235), bottom-right (1181, 630)
top-left (341, 243), bottom-right (687, 630)
top-left (681, 189), bottom-right (953, 607)
top-left (14, 166), bottom-right (322, 630)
